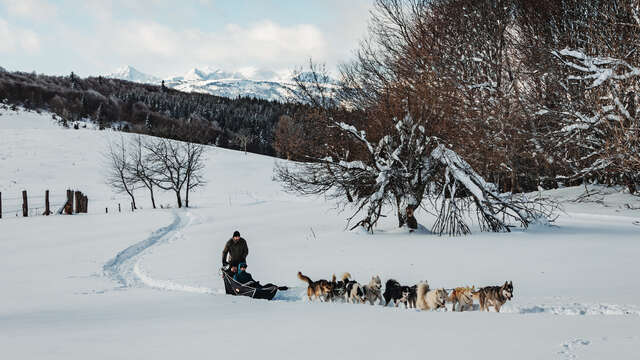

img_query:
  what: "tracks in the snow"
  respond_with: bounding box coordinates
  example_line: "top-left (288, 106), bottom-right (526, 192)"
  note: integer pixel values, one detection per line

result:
top-left (102, 210), bottom-right (217, 293)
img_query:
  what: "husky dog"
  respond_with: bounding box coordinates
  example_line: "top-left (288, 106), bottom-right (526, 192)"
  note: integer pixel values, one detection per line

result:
top-left (363, 275), bottom-right (384, 305)
top-left (345, 280), bottom-right (367, 304)
top-left (416, 282), bottom-right (447, 311)
top-left (407, 284), bottom-right (418, 309)
top-left (330, 272), bottom-right (352, 302)
top-left (383, 279), bottom-right (411, 308)
top-left (447, 286), bottom-right (475, 312)
top-left (473, 281), bottom-right (513, 312)
top-left (297, 272), bottom-right (334, 302)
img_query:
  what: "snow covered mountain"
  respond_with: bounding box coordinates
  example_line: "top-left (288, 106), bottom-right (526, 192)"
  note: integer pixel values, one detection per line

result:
top-left (106, 65), bottom-right (301, 102)
top-left (106, 65), bottom-right (161, 84)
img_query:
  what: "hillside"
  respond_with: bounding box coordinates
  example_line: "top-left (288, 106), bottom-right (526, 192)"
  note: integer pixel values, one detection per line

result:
top-left (1, 108), bottom-right (640, 359)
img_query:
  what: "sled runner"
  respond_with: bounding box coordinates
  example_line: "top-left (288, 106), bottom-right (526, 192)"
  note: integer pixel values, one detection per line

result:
top-left (221, 268), bottom-right (278, 300)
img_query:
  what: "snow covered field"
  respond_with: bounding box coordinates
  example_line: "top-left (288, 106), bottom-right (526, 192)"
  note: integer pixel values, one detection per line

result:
top-left (1, 108), bottom-right (640, 359)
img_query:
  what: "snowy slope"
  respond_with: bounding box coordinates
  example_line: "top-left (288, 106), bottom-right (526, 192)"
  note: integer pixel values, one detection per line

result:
top-left (1, 108), bottom-right (640, 359)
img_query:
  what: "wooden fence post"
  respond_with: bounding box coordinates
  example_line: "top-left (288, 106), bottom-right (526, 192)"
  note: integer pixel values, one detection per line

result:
top-left (44, 190), bottom-right (51, 216)
top-left (0, 191), bottom-right (2, 219)
top-left (74, 191), bottom-right (81, 213)
top-left (118, 203), bottom-right (121, 212)
top-left (64, 189), bottom-right (73, 215)
top-left (22, 190), bottom-right (28, 217)
top-left (106, 207), bottom-right (108, 214)
top-left (83, 195), bottom-right (88, 213)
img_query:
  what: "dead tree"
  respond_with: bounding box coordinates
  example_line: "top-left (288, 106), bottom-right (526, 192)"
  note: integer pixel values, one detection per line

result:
top-left (105, 136), bottom-right (139, 209)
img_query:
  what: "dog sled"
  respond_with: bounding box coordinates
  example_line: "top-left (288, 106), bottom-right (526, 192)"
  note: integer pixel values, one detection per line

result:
top-left (221, 268), bottom-right (279, 300)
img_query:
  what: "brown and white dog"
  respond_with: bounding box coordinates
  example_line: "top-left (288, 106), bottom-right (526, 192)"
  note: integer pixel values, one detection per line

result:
top-left (416, 282), bottom-right (448, 311)
top-left (298, 272), bottom-right (334, 302)
top-left (473, 281), bottom-right (513, 312)
top-left (447, 286), bottom-right (475, 312)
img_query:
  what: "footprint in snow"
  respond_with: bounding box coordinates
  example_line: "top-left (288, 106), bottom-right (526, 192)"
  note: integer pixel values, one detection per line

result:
top-left (558, 339), bottom-right (590, 360)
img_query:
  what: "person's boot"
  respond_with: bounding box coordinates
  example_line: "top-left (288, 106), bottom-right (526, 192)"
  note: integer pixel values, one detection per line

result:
top-left (278, 286), bottom-right (289, 291)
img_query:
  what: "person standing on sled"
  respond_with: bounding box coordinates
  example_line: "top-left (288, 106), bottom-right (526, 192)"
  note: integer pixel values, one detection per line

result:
top-left (222, 230), bottom-right (248, 271)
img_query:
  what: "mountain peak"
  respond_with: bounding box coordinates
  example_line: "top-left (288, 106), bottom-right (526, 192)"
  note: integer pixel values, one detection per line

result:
top-left (183, 67), bottom-right (246, 81)
top-left (107, 66), bottom-right (160, 84)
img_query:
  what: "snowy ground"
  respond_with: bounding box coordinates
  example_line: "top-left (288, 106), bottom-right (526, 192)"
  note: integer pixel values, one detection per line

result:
top-left (1, 108), bottom-right (640, 359)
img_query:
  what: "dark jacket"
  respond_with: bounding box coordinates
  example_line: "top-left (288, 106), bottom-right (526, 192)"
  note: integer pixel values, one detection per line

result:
top-left (234, 269), bottom-right (256, 285)
top-left (222, 237), bottom-right (248, 266)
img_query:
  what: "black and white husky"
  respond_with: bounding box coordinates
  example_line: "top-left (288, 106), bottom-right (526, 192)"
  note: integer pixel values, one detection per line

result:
top-left (383, 279), bottom-right (411, 308)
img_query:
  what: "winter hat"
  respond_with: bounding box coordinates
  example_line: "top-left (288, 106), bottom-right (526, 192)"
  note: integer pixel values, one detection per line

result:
top-left (233, 230), bottom-right (241, 237)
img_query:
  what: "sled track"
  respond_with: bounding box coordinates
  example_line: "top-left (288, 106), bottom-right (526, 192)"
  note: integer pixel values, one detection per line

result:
top-left (103, 211), bottom-right (640, 311)
top-left (102, 210), bottom-right (219, 293)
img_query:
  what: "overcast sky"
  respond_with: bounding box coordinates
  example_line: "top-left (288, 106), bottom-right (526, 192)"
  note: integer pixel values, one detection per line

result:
top-left (0, 0), bottom-right (372, 77)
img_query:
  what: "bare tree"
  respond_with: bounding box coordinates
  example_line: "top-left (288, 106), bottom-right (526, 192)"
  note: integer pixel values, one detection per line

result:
top-left (274, 115), bottom-right (304, 160)
top-left (130, 135), bottom-right (157, 208)
top-left (105, 136), bottom-right (139, 209)
top-left (233, 129), bottom-right (256, 155)
top-left (145, 138), bottom-right (187, 208)
top-left (184, 141), bottom-right (206, 208)
top-left (145, 138), bottom-right (207, 208)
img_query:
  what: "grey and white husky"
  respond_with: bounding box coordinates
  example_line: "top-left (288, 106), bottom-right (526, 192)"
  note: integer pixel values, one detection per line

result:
top-left (473, 281), bottom-right (514, 312)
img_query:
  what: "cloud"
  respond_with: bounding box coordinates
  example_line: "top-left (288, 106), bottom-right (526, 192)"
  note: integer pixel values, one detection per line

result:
top-left (0, 18), bottom-right (40, 54)
top-left (103, 19), bottom-right (328, 76)
top-left (0, 1), bottom-right (372, 77)
top-left (0, 0), bottom-right (58, 20)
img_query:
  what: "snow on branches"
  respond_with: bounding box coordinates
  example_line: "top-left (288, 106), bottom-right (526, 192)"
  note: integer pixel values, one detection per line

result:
top-left (276, 113), bottom-right (556, 235)
top-left (549, 41), bottom-right (640, 187)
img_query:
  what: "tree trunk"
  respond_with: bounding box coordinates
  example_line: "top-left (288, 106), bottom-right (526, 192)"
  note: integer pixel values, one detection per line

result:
top-left (149, 186), bottom-right (156, 209)
top-left (185, 174), bottom-right (191, 208)
top-left (175, 191), bottom-right (182, 208)
top-left (625, 175), bottom-right (636, 194)
top-left (127, 189), bottom-right (137, 210)
top-left (396, 195), bottom-right (418, 230)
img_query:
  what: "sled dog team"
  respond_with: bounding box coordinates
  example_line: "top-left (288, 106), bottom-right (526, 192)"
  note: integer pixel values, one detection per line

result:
top-left (298, 272), bottom-right (514, 312)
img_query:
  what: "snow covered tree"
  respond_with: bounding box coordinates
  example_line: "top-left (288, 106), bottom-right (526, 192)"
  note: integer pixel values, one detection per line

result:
top-left (521, 0), bottom-right (640, 191)
top-left (276, 0), bottom-right (557, 235)
top-left (277, 111), bottom-right (555, 235)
